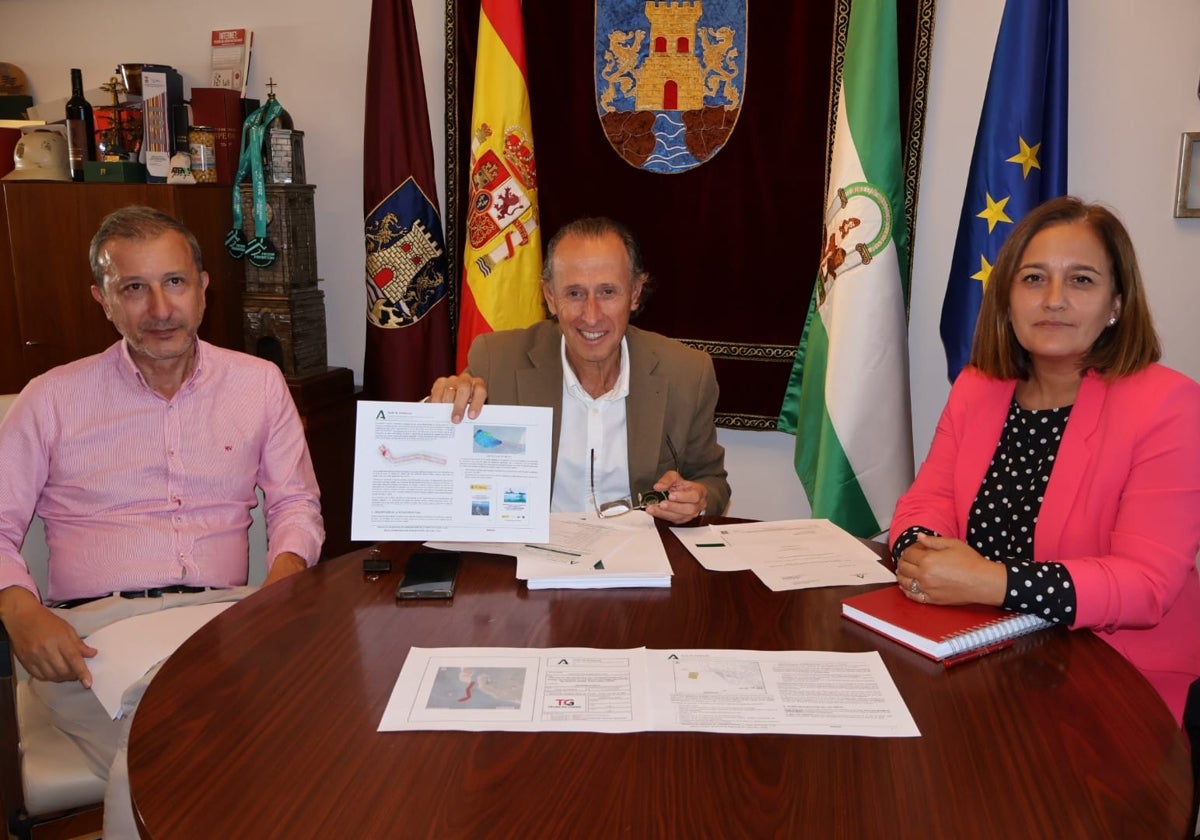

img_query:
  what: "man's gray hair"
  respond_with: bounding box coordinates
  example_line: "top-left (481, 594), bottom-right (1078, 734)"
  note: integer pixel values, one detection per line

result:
top-left (89, 205), bottom-right (204, 286)
top-left (541, 217), bottom-right (654, 315)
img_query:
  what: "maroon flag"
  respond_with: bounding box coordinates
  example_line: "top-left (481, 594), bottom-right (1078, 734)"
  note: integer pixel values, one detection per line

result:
top-left (362, 0), bottom-right (453, 401)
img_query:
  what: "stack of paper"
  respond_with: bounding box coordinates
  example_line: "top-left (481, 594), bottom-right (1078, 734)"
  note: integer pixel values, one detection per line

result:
top-left (428, 511), bottom-right (673, 589)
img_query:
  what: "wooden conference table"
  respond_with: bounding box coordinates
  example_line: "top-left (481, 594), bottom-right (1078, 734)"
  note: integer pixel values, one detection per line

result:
top-left (128, 522), bottom-right (1193, 838)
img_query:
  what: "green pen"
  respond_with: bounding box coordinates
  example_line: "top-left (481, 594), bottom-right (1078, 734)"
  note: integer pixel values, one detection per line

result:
top-left (524, 544), bottom-right (583, 557)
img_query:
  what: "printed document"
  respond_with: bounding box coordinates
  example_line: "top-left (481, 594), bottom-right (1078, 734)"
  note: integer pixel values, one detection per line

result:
top-left (351, 401), bottom-right (553, 542)
top-left (380, 646), bottom-right (918, 737)
top-left (669, 525), bottom-right (750, 571)
top-left (518, 512), bottom-right (672, 589)
top-left (427, 511), bottom-right (673, 588)
top-left (674, 519), bottom-right (895, 589)
top-left (85, 602), bottom-right (235, 718)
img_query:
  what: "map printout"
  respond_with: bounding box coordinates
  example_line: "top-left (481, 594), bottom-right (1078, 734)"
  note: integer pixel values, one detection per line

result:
top-left (379, 646), bottom-right (919, 737)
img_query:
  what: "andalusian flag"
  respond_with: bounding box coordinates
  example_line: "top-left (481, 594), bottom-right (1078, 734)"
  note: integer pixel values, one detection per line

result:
top-left (456, 0), bottom-right (543, 372)
top-left (777, 0), bottom-right (913, 538)
top-left (940, 0), bottom-right (1068, 381)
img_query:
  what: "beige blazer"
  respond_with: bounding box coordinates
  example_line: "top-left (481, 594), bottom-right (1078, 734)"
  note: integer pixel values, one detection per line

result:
top-left (467, 321), bottom-right (730, 515)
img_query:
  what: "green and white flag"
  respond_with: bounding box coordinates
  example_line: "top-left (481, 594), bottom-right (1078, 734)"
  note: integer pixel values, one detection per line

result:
top-left (777, 0), bottom-right (913, 538)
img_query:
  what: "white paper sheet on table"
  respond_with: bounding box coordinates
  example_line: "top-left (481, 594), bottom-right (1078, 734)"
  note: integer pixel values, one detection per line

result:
top-left (379, 646), bottom-right (918, 737)
top-left (671, 519), bottom-right (895, 590)
top-left (715, 519), bottom-right (895, 590)
top-left (669, 525), bottom-right (751, 571)
top-left (522, 512), bottom-right (672, 589)
top-left (427, 511), bottom-right (673, 589)
top-left (85, 601), bottom-right (235, 719)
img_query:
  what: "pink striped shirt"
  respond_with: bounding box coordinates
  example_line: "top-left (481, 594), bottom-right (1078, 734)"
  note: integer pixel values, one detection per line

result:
top-left (0, 340), bottom-right (324, 602)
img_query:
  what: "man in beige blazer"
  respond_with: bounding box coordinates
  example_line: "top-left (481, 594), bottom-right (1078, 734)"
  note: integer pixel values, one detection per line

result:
top-left (433, 218), bottom-right (729, 522)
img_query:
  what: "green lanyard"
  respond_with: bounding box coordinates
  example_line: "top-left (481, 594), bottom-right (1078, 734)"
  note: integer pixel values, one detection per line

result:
top-left (225, 97), bottom-right (283, 268)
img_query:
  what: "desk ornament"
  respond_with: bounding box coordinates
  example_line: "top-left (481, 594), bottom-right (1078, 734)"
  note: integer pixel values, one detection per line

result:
top-left (261, 78), bottom-right (305, 185)
top-left (3, 128), bottom-right (71, 181)
top-left (84, 77), bottom-right (146, 182)
top-left (167, 150), bottom-right (196, 184)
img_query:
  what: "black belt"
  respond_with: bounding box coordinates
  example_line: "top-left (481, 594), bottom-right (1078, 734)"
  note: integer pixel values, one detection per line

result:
top-left (52, 585), bottom-right (211, 610)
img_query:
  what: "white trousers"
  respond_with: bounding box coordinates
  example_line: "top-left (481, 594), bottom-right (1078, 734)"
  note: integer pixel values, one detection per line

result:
top-left (28, 587), bottom-right (253, 839)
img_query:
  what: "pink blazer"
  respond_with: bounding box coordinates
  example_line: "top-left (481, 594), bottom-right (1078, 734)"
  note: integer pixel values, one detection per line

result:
top-left (891, 365), bottom-right (1200, 722)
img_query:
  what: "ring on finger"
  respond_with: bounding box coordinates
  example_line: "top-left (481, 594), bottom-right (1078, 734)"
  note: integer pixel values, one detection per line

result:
top-left (908, 579), bottom-right (921, 595)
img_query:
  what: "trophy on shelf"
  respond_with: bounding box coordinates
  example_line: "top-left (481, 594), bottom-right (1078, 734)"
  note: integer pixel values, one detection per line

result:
top-left (86, 76), bottom-right (146, 181)
top-left (96, 77), bottom-right (128, 162)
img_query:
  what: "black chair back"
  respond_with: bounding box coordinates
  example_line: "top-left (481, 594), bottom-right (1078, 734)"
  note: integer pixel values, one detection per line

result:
top-left (1183, 677), bottom-right (1200, 831)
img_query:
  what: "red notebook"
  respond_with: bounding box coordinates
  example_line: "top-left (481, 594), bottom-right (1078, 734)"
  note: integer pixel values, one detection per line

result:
top-left (841, 585), bottom-right (1049, 661)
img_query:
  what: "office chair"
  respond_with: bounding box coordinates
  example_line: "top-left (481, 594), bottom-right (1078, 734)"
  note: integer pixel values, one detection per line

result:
top-left (1184, 677), bottom-right (1200, 835)
top-left (0, 396), bottom-right (104, 840)
top-left (0, 621), bottom-right (106, 840)
top-left (0, 393), bottom-right (106, 839)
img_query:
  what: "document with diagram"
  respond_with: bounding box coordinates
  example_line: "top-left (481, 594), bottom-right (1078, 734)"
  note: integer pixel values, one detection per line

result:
top-left (379, 646), bottom-right (918, 737)
top-left (351, 401), bottom-right (553, 542)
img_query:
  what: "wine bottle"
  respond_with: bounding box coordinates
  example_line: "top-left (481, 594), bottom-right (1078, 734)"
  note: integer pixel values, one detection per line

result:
top-left (65, 68), bottom-right (96, 181)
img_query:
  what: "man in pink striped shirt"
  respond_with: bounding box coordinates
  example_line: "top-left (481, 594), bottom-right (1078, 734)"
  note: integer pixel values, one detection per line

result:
top-left (0, 206), bottom-right (324, 837)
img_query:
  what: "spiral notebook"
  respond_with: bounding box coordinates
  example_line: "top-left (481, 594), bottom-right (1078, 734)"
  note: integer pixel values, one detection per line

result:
top-left (841, 585), bottom-right (1050, 661)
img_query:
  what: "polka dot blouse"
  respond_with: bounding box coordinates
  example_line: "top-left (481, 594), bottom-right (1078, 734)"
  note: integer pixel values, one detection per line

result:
top-left (892, 397), bottom-right (1078, 624)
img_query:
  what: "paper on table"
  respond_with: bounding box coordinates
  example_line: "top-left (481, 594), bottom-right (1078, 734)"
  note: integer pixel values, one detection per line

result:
top-left (669, 525), bottom-right (752, 571)
top-left (522, 513), bottom-right (635, 563)
top-left (429, 512), bottom-right (673, 589)
top-left (380, 646), bottom-right (918, 737)
top-left (85, 602), bottom-right (235, 719)
top-left (425, 513), bottom-right (631, 565)
top-left (520, 512), bottom-right (672, 589)
top-left (714, 519), bottom-right (895, 590)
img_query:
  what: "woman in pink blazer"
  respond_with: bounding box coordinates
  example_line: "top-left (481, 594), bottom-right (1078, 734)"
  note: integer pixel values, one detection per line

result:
top-left (891, 196), bottom-right (1200, 724)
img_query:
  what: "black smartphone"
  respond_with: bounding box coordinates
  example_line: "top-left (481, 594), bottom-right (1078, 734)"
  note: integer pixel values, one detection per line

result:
top-left (396, 551), bottom-right (460, 600)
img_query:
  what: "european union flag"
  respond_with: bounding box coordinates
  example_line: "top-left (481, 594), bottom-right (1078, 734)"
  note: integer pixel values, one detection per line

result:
top-left (939, 0), bottom-right (1068, 381)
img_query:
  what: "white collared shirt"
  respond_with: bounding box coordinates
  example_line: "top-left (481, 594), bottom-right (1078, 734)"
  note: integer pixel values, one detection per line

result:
top-left (551, 336), bottom-right (632, 514)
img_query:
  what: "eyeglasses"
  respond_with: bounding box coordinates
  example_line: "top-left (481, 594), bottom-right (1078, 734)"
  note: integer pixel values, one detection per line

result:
top-left (590, 436), bottom-right (679, 518)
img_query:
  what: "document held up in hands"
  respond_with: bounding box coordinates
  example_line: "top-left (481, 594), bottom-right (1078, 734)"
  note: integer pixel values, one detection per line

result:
top-left (351, 401), bottom-right (553, 543)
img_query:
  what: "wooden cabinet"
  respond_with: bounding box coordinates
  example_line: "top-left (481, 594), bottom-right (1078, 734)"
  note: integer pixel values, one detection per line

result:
top-left (0, 181), bottom-right (244, 392)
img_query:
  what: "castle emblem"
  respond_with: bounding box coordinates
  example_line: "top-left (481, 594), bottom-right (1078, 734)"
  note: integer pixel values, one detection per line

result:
top-left (365, 178), bottom-right (449, 329)
top-left (595, 0), bottom-right (746, 173)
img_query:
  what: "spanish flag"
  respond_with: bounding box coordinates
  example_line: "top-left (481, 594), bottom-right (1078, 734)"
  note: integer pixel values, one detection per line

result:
top-left (456, 0), bottom-right (544, 372)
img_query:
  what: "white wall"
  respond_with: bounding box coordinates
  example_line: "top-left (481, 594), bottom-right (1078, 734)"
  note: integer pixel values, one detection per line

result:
top-left (2, 0), bottom-right (1198, 522)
